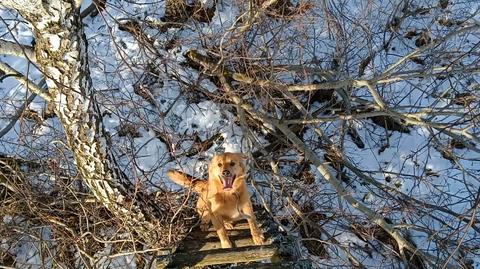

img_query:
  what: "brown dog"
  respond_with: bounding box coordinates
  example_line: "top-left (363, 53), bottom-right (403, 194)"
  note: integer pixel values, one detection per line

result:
top-left (167, 152), bottom-right (264, 248)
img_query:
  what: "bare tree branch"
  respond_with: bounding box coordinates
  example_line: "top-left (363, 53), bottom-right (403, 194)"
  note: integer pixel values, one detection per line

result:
top-left (0, 92), bottom-right (37, 139)
top-left (186, 49), bottom-right (457, 268)
top-left (0, 60), bottom-right (50, 101)
top-left (0, 39), bottom-right (35, 61)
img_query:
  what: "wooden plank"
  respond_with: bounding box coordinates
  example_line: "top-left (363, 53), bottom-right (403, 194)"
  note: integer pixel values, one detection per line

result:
top-left (231, 260), bottom-right (312, 269)
top-left (177, 234), bottom-right (273, 252)
top-left (188, 228), bottom-right (254, 239)
top-left (157, 245), bottom-right (279, 268)
top-left (203, 220), bottom-right (264, 232)
top-left (187, 225), bottom-right (271, 240)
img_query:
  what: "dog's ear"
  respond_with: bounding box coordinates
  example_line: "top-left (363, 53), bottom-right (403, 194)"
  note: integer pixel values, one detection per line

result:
top-left (208, 155), bottom-right (219, 176)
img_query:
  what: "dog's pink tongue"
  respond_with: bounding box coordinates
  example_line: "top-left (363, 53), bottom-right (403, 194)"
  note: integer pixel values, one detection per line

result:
top-left (223, 176), bottom-right (233, 189)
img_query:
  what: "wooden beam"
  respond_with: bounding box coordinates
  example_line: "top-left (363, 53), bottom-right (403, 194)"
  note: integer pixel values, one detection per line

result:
top-left (187, 222), bottom-right (270, 240)
top-left (188, 228), bottom-right (259, 239)
top-left (177, 235), bottom-right (273, 252)
top-left (231, 260), bottom-right (312, 269)
top-left (157, 245), bottom-right (279, 268)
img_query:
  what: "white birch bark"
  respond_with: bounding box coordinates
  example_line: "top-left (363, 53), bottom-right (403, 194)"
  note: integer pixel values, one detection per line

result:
top-left (1, 0), bottom-right (158, 243)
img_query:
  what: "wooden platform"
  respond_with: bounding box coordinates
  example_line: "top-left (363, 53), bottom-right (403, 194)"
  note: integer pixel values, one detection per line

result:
top-left (157, 213), bottom-right (311, 268)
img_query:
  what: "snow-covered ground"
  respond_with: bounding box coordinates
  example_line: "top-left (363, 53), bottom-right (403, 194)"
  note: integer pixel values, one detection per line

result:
top-left (1, 0), bottom-right (480, 268)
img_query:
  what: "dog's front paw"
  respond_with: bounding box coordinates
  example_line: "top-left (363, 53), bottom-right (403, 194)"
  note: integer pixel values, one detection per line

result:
top-left (252, 233), bottom-right (265, 245)
top-left (224, 222), bottom-right (234, 230)
top-left (221, 239), bottom-right (233, 248)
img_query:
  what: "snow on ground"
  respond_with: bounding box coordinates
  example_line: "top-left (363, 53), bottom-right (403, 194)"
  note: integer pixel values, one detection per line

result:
top-left (1, 0), bottom-right (480, 268)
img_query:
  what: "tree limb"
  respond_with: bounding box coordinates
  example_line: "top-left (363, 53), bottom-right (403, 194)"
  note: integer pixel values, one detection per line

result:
top-left (0, 60), bottom-right (50, 101)
top-left (0, 39), bottom-right (36, 61)
top-left (186, 49), bottom-right (457, 268)
top-left (0, 0), bottom-right (48, 19)
top-left (377, 24), bottom-right (480, 81)
top-left (0, 92), bottom-right (37, 139)
top-left (2, 0), bottom-right (167, 245)
top-left (238, 95), bottom-right (455, 269)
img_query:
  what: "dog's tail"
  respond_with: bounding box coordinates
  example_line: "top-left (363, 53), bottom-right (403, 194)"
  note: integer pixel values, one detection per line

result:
top-left (167, 170), bottom-right (207, 193)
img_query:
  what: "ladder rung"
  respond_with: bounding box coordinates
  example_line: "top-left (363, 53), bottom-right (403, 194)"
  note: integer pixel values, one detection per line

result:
top-left (177, 235), bottom-right (273, 252)
top-left (157, 244), bottom-right (279, 268)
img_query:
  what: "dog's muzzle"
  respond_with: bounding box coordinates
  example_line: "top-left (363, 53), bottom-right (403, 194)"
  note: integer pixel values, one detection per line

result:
top-left (221, 170), bottom-right (235, 189)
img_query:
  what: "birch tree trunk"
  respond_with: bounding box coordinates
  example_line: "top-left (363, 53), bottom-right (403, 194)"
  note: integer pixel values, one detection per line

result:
top-left (1, 0), bottom-right (159, 244)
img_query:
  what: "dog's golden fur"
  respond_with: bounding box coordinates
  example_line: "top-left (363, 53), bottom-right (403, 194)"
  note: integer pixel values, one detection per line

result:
top-left (167, 153), bottom-right (264, 248)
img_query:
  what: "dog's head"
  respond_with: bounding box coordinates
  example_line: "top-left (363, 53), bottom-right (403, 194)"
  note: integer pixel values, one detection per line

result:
top-left (208, 152), bottom-right (247, 191)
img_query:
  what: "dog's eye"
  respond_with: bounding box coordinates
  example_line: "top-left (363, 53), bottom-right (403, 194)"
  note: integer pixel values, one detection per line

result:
top-left (217, 163), bottom-right (223, 167)
top-left (230, 162), bottom-right (235, 166)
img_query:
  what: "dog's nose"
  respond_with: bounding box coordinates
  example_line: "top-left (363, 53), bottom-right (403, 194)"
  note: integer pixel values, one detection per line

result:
top-left (222, 170), bottom-right (231, 177)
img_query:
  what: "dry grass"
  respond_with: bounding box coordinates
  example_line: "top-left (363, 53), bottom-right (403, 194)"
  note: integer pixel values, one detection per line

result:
top-left (0, 155), bottom-right (196, 268)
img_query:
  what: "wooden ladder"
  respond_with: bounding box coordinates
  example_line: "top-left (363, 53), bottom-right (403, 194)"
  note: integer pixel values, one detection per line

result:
top-left (157, 211), bottom-right (311, 268)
